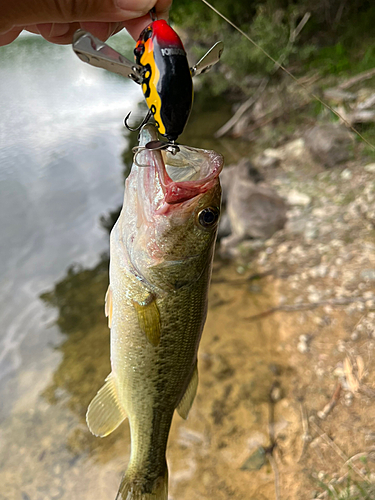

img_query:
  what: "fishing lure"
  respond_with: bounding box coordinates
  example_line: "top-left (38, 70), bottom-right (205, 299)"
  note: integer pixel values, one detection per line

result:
top-left (72, 15), bottom-right (223, 151)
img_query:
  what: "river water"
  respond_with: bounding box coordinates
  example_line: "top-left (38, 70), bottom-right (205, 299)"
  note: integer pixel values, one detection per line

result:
top-left (0, 32), bottom-right (140, 399)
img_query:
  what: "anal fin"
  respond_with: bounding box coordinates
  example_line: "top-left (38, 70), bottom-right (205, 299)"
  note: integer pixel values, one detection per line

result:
top-left (86, 373), bottom-right (126, 437)
top-left (132, 295), bottom-right (161, 347)
top-left (177, 363), bottom-right (198, 420)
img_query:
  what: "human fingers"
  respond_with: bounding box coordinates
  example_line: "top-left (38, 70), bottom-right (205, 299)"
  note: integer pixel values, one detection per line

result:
top-left (0, 0), bottom-right (171, 33)
top-left (0, 27), bottom-right (22, 45)
top-left (0, 0), bottom-right (172, 46)
top-left (34, 21), bottom-right (123, 45)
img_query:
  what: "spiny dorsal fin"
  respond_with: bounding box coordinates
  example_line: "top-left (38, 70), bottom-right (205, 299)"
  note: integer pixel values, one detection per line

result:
top-left (132, 296), bottom-right (161, 347)
top-left (177, 363), bottom-right (198, 419)
top-left (86, 373), bottom-right (127, 437)
top-left (104, 285), bottom-right (113, 328)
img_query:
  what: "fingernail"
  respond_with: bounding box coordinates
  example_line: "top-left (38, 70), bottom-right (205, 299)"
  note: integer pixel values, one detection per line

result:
top-left (36, 23), bottom-right (70, 38)
top-left (49, 23), bottom-right (70, 37)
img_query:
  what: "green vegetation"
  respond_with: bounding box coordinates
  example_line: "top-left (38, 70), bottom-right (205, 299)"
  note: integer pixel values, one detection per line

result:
top-left (170, 0), bottom-right (375, 96)
top-left (317, 475), bottom-right (375, 500)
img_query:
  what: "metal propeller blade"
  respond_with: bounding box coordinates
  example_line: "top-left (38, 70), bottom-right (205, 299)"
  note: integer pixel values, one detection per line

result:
top-left (72, 30), bottom-right (143, 83)
top-left (190, 41), bottom-right (224, 77)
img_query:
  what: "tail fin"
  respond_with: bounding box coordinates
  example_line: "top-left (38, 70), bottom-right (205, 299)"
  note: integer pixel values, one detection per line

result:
top-left (115, 468), bottom-right (168, 500)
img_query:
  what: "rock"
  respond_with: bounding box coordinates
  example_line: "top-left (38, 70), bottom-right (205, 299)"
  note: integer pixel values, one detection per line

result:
top-left (341, 168), bottom-right (352, 179)
top-left (304, 226), bottom-right (319, 240)
top-left (254, 151), bottom-right (280, 169)
top-left (285, 218), bottom-right (306, 234)
top-left (364, 163), bottom-right (375, 173)
top-left (282, 138), bottom-right (306, 159)
top-left (361, 269), bottom-right (375, 281)
top-left (287, 190), bottom-right (311, 206)
top-left (304, 124), bottom-right (353, 167)
top-left (220, 159), bottom-right (287, 254)
top-left (308, 293), bottom-right (321, 303)
top-left (220, 160), bottom-right (264, 204)
top-left (297, 341), bottom-right (309, 353)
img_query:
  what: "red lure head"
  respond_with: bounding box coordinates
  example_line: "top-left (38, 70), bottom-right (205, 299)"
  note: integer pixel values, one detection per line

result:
top-left (151, 20), bottom-right (185, 48)
top-left (134, 21), bottom-right (193, 142)
top-left (134, 20), bottom-right (185, 63)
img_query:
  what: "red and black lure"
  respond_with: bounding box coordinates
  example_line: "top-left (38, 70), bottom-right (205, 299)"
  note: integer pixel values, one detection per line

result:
top-left (133, 20), bottom-right (192, 143)
top-left (72, 15), bottom-right (223, 150)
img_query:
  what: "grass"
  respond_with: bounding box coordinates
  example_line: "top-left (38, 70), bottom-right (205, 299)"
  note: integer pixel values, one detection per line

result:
top-left (316, 457), bottom-right (375, 500)
top-left (317, 477), bottom-right (375, 500)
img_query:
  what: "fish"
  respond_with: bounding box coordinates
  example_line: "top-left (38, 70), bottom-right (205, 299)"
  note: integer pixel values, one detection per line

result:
top-left (86, 123), bottom-right (223, 500)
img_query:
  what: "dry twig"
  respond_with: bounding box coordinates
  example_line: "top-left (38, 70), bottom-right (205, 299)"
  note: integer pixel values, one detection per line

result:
top-left (317, 383), bottom-right (341, 420)
top-left (338, 68), bottom-right (375, 90)
top-left (268, 454), bottom-right (281, 500)
top-left (297, 400), bottom-right (312, 462)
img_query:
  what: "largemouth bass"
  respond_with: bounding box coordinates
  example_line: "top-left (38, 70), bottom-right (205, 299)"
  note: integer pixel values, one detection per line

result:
top-left (86, 124), bottom-right (223, 500)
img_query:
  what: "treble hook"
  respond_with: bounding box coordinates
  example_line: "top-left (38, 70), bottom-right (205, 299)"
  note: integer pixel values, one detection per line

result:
top-left (145, 141), bottom-right (180, 154)
top-left (132, 141), bottom-right (180, 168)
top-left (124, 110), bottom-right (152, 132)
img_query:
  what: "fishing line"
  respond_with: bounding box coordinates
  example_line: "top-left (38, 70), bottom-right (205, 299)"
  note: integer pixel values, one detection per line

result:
top-left (200, 0), bottom-right (375, 151)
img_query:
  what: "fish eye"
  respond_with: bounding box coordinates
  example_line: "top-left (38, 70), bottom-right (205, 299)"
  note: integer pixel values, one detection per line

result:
top-left (198, 207), bottom-right (220, 229)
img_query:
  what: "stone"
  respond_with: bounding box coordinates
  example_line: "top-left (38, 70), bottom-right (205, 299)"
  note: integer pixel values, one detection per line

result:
top-left (282, 138), bottom-right (306, 159)
top-left (287, 190), bottom-right (311, 206)
top-left (220, 159), bottom-right (287, 253)
top-left (304, 124), bottom-right (353, 168)
top-left (304, 226), bottom-right (319, 240)
top-left (285, 218), bottom-right (306, 234)
top-left (361, 269), bottom-right (375, 281)
top-left (364, 163), bottom-right (375, 173)
top-left (341, 168), bottom-right (352, 179)
top-left (297, 341), bottom-right (309, 353)
top-left (254, 150), bottom-right (280, 169)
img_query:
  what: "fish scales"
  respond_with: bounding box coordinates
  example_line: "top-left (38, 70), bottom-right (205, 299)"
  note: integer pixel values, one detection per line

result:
top-left (86, 124), bottom-right (223, 500)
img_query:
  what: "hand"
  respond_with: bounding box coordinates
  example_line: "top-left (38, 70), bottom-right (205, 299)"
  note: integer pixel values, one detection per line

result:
top-left (0, 0), bottom-right (171, 46)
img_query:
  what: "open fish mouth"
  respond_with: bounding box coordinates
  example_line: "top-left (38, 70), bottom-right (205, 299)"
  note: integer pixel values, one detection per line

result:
top-left (133, 124), bottom-right (223, 205)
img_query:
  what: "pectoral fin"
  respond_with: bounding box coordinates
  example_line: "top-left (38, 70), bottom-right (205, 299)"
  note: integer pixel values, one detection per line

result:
top-left (86, 373), bottom-right (127, 437)
top-left (177, 363), bottom-right (198, 419)
top-left (104, 285), bottom-right (113, 328)
top-left (132, 296), bottom-right (161, 347)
